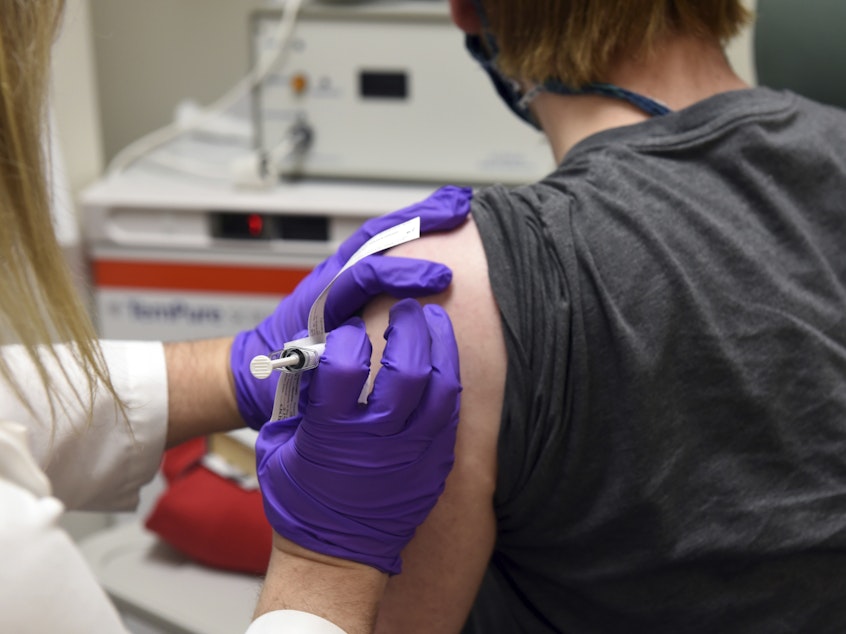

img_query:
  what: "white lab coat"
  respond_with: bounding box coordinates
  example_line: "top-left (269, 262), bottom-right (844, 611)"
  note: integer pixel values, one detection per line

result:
top-left (0, 341), bottom-right (344, 634)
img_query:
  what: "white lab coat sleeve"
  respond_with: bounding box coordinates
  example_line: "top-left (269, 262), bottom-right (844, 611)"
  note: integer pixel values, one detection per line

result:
top-left (246, 610), bottom-right (348, 633)
top-left (0, 421), bottom-right (129, 633)
top-left (0, 340), bottom-right (168, 511)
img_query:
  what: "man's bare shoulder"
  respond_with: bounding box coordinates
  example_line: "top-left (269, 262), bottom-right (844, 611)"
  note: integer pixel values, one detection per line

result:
top-left (365, 215), bottom-right (505, 632)
top-left (389, 214), bottom-right (501, 365)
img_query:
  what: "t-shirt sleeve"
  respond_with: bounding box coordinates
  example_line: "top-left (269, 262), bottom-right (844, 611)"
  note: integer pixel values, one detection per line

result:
top-left (470, 184), bottom-right (577, 537)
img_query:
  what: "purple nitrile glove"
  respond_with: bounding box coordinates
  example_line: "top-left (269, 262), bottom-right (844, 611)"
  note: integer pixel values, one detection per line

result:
top-left (231, 185), bottom-right (471, 429)
top-left (256, 299), bottom-right (461, 575)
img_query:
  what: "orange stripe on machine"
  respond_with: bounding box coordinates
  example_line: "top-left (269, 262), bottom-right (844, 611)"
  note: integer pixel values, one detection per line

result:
top-left (92, 260), bottom-right (312, 295)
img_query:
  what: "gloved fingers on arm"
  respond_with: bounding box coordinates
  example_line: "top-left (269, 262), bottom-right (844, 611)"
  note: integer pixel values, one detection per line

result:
top-left (323, 256), bottom-right (452, 331)
top-left (305, 319), bottom-right (372, 424)
top-left (407, 303), bottom-right (462, 439)
top-left (254, 299), bottom-right (462, 575)
top-left (335, 186), bottom-right (473, 261)
top-left (363, 299), bottom-right (435, 435)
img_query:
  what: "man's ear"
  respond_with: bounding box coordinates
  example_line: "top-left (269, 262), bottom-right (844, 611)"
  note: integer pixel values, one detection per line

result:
top-left (449, 0), bottom-right (483, 34)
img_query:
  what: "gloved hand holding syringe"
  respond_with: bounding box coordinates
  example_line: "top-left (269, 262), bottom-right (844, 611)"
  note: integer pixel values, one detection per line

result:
top-left (248, 215), bottom-right (422, 422)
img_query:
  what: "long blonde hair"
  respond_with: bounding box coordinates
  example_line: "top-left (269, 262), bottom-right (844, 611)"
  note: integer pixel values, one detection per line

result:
top-left (0, 0), bottom-right (122, 425)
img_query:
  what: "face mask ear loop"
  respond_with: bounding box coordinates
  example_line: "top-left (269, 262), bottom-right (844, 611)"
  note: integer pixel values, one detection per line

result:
top-left (517, 85), bottom-right (546, 111)
top-left (469, 0), bottom-right (499, 57)
top-left (468, 0), bottom-right (543, 127)
top-left (469, 0), bottom-right (490, 28)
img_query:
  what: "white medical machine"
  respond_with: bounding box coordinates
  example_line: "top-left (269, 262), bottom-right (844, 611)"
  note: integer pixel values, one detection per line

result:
top-left (251, 0), bottom-right (554, 184)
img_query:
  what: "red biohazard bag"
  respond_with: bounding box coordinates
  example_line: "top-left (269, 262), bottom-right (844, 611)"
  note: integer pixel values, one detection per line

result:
top-left (144, 437), bottom-right (272, 575)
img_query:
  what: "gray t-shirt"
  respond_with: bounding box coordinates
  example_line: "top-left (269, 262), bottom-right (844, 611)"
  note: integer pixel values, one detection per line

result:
top-left (468, 88), bottom-right (846, 633)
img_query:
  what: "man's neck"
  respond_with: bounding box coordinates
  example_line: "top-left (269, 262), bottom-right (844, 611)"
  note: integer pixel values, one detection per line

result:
top-left (532, 34), bottom-right (750, 163)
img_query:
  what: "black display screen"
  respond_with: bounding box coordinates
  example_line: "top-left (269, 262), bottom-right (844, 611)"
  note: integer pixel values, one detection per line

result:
top-left (276, 215), bottom-right (328, 242)
top-left (211, 212), bottom-right (272, 240)
top-left (211, 212), bottom-right (328, 242)
top-left (359, 71), bottom-right (408, 99)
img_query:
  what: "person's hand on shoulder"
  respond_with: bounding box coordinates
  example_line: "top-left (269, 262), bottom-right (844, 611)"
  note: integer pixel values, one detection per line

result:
top-left (256, 298), bottom-right (461, 574)
top-left (231, 186), bottom-right (471, 430)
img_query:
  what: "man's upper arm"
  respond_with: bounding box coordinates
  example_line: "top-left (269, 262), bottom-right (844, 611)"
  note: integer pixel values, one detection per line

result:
top-left (363, 216), bottom-right (505, 633)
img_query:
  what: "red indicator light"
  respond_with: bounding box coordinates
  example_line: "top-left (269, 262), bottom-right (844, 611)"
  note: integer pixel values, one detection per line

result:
top-left (247, 214), bottom-right (264, 237)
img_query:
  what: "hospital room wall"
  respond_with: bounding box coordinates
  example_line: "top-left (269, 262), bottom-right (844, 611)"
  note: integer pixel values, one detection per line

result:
top-left (725, 0), bottom-right (758, 86)
top-left (87, 0), bottom-right (266, 163)
top-left (52, 0), bottom-right (264, 182)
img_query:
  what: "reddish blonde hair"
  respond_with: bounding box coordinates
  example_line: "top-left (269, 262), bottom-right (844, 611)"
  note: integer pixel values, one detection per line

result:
top-left (482, 0), bottom-right (752, 86)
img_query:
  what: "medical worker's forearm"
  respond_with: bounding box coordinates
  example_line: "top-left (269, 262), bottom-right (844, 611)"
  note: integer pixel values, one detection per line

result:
top-left (254, 534), bottom-right (387, 634)
top-left (163, 337), bottom-right (243, 447)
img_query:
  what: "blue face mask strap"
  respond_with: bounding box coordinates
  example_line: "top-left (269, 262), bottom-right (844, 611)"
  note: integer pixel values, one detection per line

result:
top-left (538, 80), bottom-right (672, 117)
top-left (465, 33), bottom-right (540, 126)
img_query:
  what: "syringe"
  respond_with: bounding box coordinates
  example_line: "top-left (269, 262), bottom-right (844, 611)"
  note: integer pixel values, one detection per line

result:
top-left (248, 216), bottom-right (421, 421)
top-left (249, 342), bottom-right (326, 379)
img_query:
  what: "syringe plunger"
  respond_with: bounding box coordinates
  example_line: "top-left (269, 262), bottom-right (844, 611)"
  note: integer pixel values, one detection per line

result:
top-left (249, 342), bottom-right (326, 379)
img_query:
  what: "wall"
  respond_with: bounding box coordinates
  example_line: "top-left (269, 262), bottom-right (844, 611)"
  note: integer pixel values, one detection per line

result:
top-left (89, 0), bottom-right (264, 164)
top-left (726, 0), bottom-right (758, 86)
top-left (53, 0), bottom-right (104, 199)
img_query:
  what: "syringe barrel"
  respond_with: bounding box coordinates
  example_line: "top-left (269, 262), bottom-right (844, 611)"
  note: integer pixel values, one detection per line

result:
top-left (274, 342), bottom-right (325, 373)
